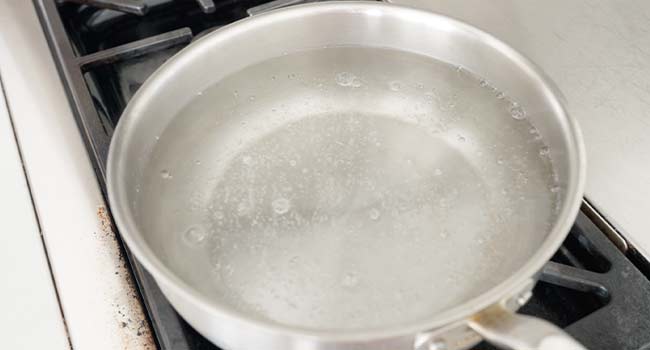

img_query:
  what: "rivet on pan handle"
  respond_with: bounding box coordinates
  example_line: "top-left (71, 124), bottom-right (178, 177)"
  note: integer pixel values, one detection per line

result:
top-left (468, 305), bottom-right (588, 350)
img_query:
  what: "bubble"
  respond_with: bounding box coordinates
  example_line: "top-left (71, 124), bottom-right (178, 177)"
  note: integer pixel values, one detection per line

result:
top-left (509, 102), bottom-right (527, 120)
top-left (389, 81), bottom-right (402, 91)
top-left (183, 226), bottom-right (206, 246)
top-left (440, 230), bottom-right (449, 239)
top-left (272, 198), bottom-right (291, 215)
top-left (369, 208), bottom-right (381, 220)
top-left (550, 186), bottom-right (560, 193)
top-left (289, 159), bottom-right (297, 167)
top-left (160, 169), bottom-right (172, 179)
top-left (335, 72), bottom-right (361, 87)
top-left (197, 91), bottom-right (203, 96)
top-left (342, 273), bottom-right (359, 288)
top-left (457, 135), bottom-right (466, 142)
top-left (237, 202), bottom-right (250, 216)
top-left (195, 160), bottom-right (201, 165)
top-left (248, 95), bottom-right (256, 101)
top-left (416, 83), bottom-right (424, 89)
top-left (479, 80), bottom-right (489, 87)
top-left (539, 146), bottom-right (550, 156)
top-left (496, 92), bottom-right (506, 100)
top-left (497, 158), bottom-right (505, 165)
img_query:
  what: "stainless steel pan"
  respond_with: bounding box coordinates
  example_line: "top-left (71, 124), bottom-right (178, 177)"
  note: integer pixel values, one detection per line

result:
top-left (107, 2), bottom-right (587, 349)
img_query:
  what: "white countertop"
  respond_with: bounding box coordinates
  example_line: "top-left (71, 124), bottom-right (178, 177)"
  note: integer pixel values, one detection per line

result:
top-left (390, 0), bottom-right (650, 259)
top-left (0, 76), bottom-right (69, 350)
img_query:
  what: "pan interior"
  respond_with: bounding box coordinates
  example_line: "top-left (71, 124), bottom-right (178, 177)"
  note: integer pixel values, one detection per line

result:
top-left (136, 46), bottom-right (560, 331)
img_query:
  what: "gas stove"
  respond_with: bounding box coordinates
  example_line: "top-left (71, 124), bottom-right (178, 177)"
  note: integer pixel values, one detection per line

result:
top-left (34, 1), bottom-right (650, 349)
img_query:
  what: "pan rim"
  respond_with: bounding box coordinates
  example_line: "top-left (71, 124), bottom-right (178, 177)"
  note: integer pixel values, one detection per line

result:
top-left (107, 0), bottom-right (587, 342)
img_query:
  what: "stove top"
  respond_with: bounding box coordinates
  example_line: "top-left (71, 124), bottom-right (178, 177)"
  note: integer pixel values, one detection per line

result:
top-left (34, 1), bottom-right (650, 349)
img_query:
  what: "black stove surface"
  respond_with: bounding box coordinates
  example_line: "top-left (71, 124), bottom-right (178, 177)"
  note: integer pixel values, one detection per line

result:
top-left (34, 1), bottom-right (650, 349)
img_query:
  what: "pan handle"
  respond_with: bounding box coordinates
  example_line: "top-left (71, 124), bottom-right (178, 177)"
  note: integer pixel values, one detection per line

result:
top-left (467, 305), bottom-right (587, 350)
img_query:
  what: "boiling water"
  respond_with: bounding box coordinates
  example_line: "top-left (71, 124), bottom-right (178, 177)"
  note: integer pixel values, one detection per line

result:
top-left (139, 47), bottom-right (560, 330)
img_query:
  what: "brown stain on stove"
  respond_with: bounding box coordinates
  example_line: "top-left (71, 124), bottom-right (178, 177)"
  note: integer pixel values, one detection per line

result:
top-left (96, 205), bottom-right (156, 350)
top-left (97, 205), bottom-right (112, 235)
